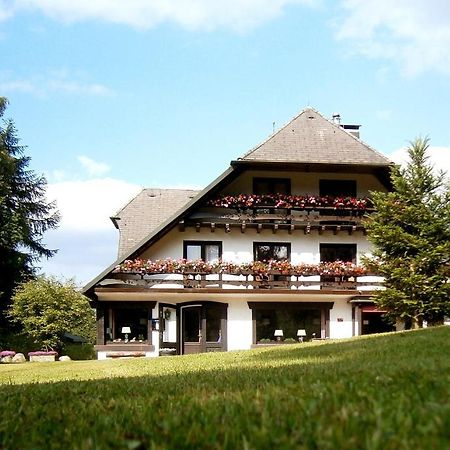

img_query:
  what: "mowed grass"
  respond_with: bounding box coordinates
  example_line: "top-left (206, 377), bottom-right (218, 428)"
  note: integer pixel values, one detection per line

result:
top-left (1, 328), bottom-right (450, 450)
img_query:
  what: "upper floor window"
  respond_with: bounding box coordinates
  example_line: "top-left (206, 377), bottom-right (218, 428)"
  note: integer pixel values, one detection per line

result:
top-left (254, 242), bottom-right (291, 262)
top-left (253, 178), bottom-right (291, 195)
top-left (183, 241), bottom-right (222, 262)
top-left (320, 243), bottom-right (356, 264)
top-left (319, 180), bottom-right (356, 197)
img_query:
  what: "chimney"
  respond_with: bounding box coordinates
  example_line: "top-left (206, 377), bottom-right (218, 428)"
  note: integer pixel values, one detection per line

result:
top-left (332, 113), bottom-right (341, 124)
top-left (341, 124), bottom-right (361, 139)
top-left (332, 113), bottom-right (361, 138)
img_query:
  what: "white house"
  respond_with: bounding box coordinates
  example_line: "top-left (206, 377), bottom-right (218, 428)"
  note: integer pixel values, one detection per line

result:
top-left (83, 107), bottom-right (395, 359)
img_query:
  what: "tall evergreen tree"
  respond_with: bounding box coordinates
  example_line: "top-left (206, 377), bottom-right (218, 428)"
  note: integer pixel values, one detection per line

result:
top-left (364, 137), bottom-right (450, 327)
top-left (0, 97), bottom-right (60, 318)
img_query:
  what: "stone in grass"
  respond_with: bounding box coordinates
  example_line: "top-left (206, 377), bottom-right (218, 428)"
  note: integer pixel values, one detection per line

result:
top-left (1, 355), bottom-right (13, 363)
top-left (59, 355), bottom-right (72, 362)
top-left (12, 353), bottom-right (26, 363)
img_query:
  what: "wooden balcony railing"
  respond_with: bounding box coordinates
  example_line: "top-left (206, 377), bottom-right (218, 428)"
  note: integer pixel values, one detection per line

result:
top-left (182, 196), bottom-right (374, 233)
top-left (112, 259), bottom-right (382, 292)
top-left (112, 272), bottom-right (383, 291)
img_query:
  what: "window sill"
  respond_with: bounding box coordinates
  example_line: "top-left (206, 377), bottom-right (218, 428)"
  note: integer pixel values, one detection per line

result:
top-left (95, 344), bottom-right (154, 352)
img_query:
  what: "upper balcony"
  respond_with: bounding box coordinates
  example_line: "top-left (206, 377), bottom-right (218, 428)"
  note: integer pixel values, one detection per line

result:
top-left (181, 194), bottom-right (374, 234)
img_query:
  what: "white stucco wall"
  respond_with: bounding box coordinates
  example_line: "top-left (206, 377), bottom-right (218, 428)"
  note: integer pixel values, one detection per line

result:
top-left (141, 226), bottom-right (372, 267)
top-left (329, 300), bottom-right (354, 339)
top-left (227, 300), bottom-right (253, 350)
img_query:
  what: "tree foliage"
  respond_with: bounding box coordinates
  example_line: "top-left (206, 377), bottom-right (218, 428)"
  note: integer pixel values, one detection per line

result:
top-left (8, 277), bottom-right (96, 350)
top-left (364, 137), bottom-right (450, 327)
top-left (0, 97), bottom-right (59, 314)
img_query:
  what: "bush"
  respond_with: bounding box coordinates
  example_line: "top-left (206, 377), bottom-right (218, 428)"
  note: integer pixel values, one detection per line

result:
top-left (62, 343), bottom-right (95, 360)
top-left (8, 276), bottom-right (95, 350)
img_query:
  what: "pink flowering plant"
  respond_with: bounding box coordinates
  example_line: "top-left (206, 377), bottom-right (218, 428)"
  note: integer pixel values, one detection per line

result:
top-left (207, 194), bottom-right (371, 211)
top-left (116, 259), bottom-right (368, 277)
top-left (28, 351), bottom-right (58, 357)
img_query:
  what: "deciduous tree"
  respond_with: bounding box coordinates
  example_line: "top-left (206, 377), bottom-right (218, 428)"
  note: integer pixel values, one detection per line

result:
top-left (8, 277), bottom-right (95, 350)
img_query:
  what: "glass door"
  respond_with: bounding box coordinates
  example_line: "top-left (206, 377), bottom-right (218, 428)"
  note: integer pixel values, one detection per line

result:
top-left (181, 306), bottom-right (202, 354)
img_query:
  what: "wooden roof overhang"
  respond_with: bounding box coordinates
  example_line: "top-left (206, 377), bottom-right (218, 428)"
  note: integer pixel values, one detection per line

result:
top-left (94, 286), bottom-right (372, 303)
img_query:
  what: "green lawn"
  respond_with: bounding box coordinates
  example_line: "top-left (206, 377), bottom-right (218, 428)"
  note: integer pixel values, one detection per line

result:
top-left (1, 327), bottom-right (449, 450)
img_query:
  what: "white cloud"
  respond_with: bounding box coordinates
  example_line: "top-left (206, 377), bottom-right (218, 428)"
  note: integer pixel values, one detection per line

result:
top-left (0, 71), bottom-right (114, 98)
top-left (46, 177), bottom-right (141, 231)
top-left (375, 109), bottom-right (392, 121)
top-left (48, 79), bottom-right (114, 96)
top-left (0, 79), bottom-right (42, 95)
top-left (1, 0), bottom-right (318, 31)
top-left (334, 0), bottom-right (450, 76)
top-left (389, 145), bottom-right (450, 177)
top-left (40, 177), bottom-right (142, 283)
top-left (77, 155), bottom-right (111, 177)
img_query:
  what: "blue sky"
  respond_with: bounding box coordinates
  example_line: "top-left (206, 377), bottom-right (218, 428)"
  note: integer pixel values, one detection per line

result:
top-left (1, 0), bottom-right (450, 285)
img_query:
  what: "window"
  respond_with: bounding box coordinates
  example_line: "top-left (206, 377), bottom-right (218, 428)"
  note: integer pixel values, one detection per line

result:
top-left (183, 241), bottom-right (222, 262)
top-left (105, 307), bottom-right (150, 342)
top-left (254, 242), bottom-right (290, 262)
top-left (319, 179), bottom-right (356, 197)
top-left (320, 244), bottom-right (356, 264)
top-left (255, 307), bottom-right (321, 341)
top-left (253, 177), bottom-right (291, 195)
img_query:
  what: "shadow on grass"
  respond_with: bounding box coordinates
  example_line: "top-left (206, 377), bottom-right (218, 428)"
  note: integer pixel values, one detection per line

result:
top-left (1, 327), bottom-right (449, 449)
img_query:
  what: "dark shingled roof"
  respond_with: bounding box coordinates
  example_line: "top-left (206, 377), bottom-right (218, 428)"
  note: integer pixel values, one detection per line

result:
top-left (111, 188), bottom-right (200, 257)
top-left (239, 107), bottom-right (391, 166)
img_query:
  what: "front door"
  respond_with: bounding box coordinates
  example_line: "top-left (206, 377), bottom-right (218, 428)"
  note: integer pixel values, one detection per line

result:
top-left (180, 303), bottom-right (227, 355)
top-left (182, 306), bottom-right (202, 354)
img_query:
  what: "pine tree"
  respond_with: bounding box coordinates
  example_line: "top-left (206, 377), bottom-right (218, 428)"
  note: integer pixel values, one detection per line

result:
top-left (0, 98), bottom-right (60, 318)
top-left (364, 137), bottom-right (450, 328)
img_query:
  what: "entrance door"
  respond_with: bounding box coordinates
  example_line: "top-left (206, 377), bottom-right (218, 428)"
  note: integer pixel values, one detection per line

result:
top-left (182, 306), bottom-right (202, 354)
top-left (361, 312), bottom-right (395, 334)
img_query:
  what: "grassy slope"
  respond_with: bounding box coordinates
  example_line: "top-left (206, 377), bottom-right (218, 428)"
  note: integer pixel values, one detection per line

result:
top-left (1, 327), bottom-right (449, 450)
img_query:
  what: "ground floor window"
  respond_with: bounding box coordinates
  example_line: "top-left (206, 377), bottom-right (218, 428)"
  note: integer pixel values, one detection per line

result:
top-left (249, 302), bottom-right (333, 343)
top-left (255, 308), bottom-right (321, 341)
top-left (361, 311), bottom-right (395, 335)
top-left (104, 306), bottom-right (151, 343)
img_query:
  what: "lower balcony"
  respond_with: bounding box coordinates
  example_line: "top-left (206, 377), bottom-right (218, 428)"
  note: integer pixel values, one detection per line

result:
top-left (111, 259), bottom-right (383, 292)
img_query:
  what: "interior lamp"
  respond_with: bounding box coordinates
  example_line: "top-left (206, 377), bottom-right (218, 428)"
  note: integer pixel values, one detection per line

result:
top-left (297, 329), bottom-right (307, 343)
top-left (121, 326), bottom-right (131, 342)
top-left (274, 329), bottom-right (284, 341)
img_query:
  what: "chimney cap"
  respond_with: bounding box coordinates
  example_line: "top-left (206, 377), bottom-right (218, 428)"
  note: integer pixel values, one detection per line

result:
top-left (332, 113), bottom-right (341, 124)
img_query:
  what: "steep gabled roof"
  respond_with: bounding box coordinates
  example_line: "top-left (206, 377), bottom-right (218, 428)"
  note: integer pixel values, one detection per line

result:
top-left (83, 107), bottom-right (393, 297)
top-left (111, 188), bottom-right (200, 258)
top-left (239, 107), bottom-right (391, 166)
top-left (82, 167), bottom-right (238, 296)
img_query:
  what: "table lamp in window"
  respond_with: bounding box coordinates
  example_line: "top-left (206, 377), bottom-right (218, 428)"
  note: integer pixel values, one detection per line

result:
top-left (297, 329), bottom-right (307, 343)
top-left (274, 329), bottom-right (284, 342)
top-left (121, 326), bottom-right (131, 343)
